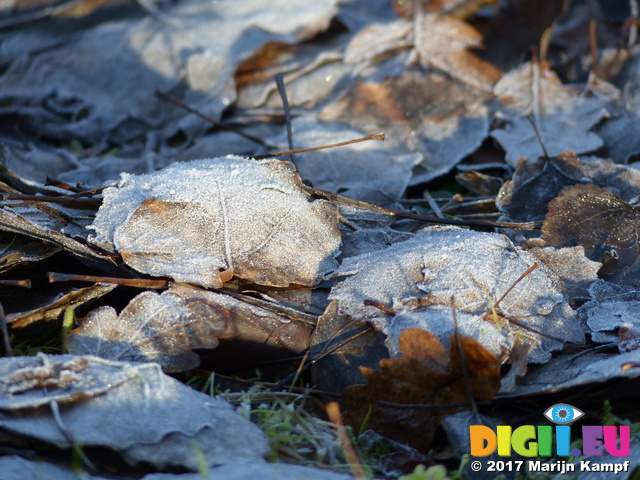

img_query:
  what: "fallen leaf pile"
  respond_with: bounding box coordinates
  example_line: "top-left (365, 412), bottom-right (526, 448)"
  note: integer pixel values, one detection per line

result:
top-left (3, 0), bottom-right (640, 479)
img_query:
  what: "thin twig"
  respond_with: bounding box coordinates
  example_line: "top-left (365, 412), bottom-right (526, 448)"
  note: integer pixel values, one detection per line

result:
top-left (48, 272), bottom-right (169, 289)
top-left (0, 279), bottom-right (32, 288)
top-left (251, 133), bottom-right (385, 160)
top-left (423, 190), bottom-right (444, 218)
top-left (494, 263), bottom-right (539, 308)
top-left (275, 72), bottom-right (296, 168)
top-left (310, 187), bottom-right (541, 230)
top-left (0, 193), bottom-right (100, 209)
top-left (155, 89), bottom-right (267, 146)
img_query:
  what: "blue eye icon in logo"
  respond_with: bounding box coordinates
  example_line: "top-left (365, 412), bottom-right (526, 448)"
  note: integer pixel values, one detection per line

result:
top-left (544, 404), bottom-right (584, 424)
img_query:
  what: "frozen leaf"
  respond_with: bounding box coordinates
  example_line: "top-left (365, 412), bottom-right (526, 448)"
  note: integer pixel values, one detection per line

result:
top-left (527, 246), bottom-right (601, 302)
top-left (321, 68), bottom-right (490, 185)
top-left (343, 327), bottom-right (500, 451)
top-left (0, 353), bottom-right (134, 409)
top-left (0, 202), bottom-right (114, 271)
top-left (596, 45), bottom-right (640, 163)
top-left (267, 118), bottom-right (421, 205)
top-left (0, 234), bottom-right (60, 273)
top-left (6, 283), bottom-right (117, 329)
top-left (0, 455), bottom-right (112, 480)
top-left (339, 226), bottom-right (414, 259)
top-left (497, 155), bottom-right (582, 222)
top-left (89, 156), bottom-right (341, 288)
top-left (330, 226), bottom-right (583, 364)
top-left (0, 0), bottom-right (339, 146)
top-left (0, 143), bottom-right (78, 185)
top-left (413, 13), bottom-right (502, 91)
top-left (578, 281), bottom-right (640, 350)
top-left (597, 111), bottom-right (640, 165)
top-left (343, 19), bottom-right (411, 65)
top-left (66, 290), bottom-right (229, 372)
top-left (310, 300), bottom-right (389, 394)
top-left (541, 183), bottom-right (640, 280)
top-left (167, 283), bottom-right (313, 375)
top-left (512, 349), bottom-right (640, 396)
top-left (235, 44), bottom-right (350, 111)
top-left (491, 63), bottom-right (607, 166)
top-left (498, 151), bottom-right (640, 224)
top-left (0, 355), bottom-right (268, 470)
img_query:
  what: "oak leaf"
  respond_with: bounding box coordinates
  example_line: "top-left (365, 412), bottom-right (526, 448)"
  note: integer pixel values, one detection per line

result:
top-left (66, 290), bottom-right (229, 372)
top-left (343, 327), bottom-right (500, 451)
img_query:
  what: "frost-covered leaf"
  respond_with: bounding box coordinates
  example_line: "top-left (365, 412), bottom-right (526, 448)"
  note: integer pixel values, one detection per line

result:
top-left (66, 290), bottom-right (228, 372)
top-left (167, 283), bottom-right (313, 374)
top-left (330, 226), bottom-right (584, 364)
top-left (0, 0), bottom-right (339, 146)
top-left (491, 63), bottom-right (608, 166)
top-left (413, 13), bottom-right (502, 91)
top-left (0, 202), bottom-right (114, 271)
top-left (343, 19), bottom-right (411, 65)
top-left (0, 234), bottom-right (60, 273)
top-left (541, 183), bottom-right (640, 280)
top-left (527, 245), bottom-right (600, 301)
top-left (0, 455), bottom-right (112, 480)
top-left (496, 155), bottom-right (583, 222)
top-left (498, 151), bottom-right (640, 224)
top-left (597, 111), bottom-right (640, 165)
top-left (89, 156), bottom-right (341, 288)
top-left (268, 118), bottom-right (420, 205)
top-left (512, 349), bottom-right (640, 396)
top-left (0, 355), bottom-right (267, 470)
top-left (578, 281), bottom-right (640, 348)
top-left (6, 283), bottom-right (117, 329)
top-left (343, 327), bottom-right (500, 451)
top-left (0, 354), bottom-right (135, 409)
top-left (321, 68), bottom-right (490, 185)
top-left (310, 300), bottom-right (389, 394)
top-left (595, 45), bottom-right (640, 163)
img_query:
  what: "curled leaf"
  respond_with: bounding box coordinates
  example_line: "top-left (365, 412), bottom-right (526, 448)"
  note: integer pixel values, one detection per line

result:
top-left (66, 290), bottom-right (229, 372)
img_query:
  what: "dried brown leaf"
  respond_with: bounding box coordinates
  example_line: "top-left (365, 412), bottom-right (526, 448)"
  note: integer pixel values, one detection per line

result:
top-left (66, 290), bottom-right (229, 372)
top-left (321, 69), bottom-right (490, 185)
top-left (413, 13), bottom-right (502, 91)
top-left (343, 327), bottom-right (500, 451)
top-left (7, 284), bottom-right (117, 329)
top-left (541, 183), bottom-right (640, 279)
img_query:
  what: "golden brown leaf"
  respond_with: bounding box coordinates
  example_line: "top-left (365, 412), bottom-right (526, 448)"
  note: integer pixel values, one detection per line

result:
top-left (343, 327), bottom-right (500, 451)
